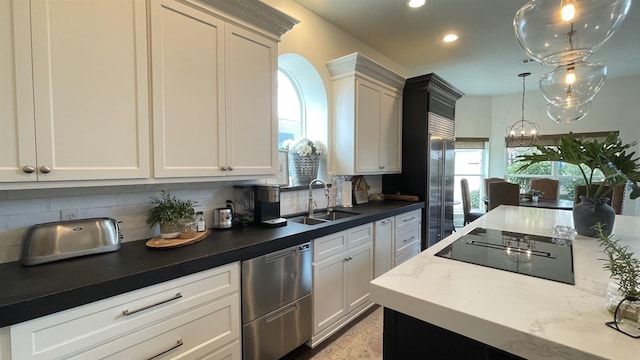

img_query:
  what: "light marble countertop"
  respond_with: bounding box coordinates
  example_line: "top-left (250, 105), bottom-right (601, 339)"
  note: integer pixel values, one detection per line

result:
top-left (370, 205), bottom-right (640, 360)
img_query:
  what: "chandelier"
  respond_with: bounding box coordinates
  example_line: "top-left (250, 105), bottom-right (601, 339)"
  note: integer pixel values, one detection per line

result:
top-left (513, 0), bottom-right (632, 123)
top-left (507, 72), bottom-right (539, 147)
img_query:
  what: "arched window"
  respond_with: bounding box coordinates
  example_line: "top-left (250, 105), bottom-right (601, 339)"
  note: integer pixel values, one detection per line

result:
top-left (277, 70), bottom-right (303, 147)
top-left (277, 54), bottom-right (328, 183)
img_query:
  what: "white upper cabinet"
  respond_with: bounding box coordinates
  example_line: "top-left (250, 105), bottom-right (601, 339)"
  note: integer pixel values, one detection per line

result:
top-left (1, 0), bottom-right (298, 185)
top-left (150, 0), bottom-right (226, 178)
top-left (2, 0), bottom-right (150, 182)
top-left (0, 0), bottom-right (35, 182)
top-left (151, 0), bottom-right (293, 178)
top-left (327, 53), bottom-right (405, 175)
top-left (224, 24), bottom-right (278, 176)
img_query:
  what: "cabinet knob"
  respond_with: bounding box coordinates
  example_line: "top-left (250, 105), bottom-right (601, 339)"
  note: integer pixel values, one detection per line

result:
top-left (227, 166), bottom-right (234, 171)
top-left (220, 166), bottom-right (227, 171)
top-left (379, 165), bottom-right (385, 169)
top-left (22, 165), bottom-right (36, 174)
top-left (39, 165), bottom-right (52, 174)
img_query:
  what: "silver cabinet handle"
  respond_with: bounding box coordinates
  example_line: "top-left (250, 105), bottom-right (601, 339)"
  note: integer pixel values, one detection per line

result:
top-left (379, 165), bottom-right (385, 169)
top-left (380, 219), bottom-right (391, 224)
top-left (220, 166), bottom-right (227, 171)
top-left (403, 216), bottom-right (417, 222)
top-left (39, 165), bottom-right (52, 174)
top-left (122, 292), bottom-right (182, 316)
top-left (22, 165), bottom-right (36, 173)
top-left (147, 339), bottom-right (183, 360)
top-left (403, 236), bottom-right (416, 243)
top-left (227, 166), bottom-right (234, 171)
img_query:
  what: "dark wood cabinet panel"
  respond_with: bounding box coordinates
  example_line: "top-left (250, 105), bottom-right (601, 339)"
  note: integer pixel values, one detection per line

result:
top-left (382, 73), bottom-right (463, 249)
top-left (383, 308), bottom-right (525, 359)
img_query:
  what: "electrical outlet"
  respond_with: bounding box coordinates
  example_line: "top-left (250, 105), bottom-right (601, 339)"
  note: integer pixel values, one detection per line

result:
top-left (60, 209), bottom-right (81, 221)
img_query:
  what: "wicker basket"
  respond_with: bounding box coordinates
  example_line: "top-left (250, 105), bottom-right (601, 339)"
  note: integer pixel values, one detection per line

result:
top-left (289, 154), bottom-right (320, 186)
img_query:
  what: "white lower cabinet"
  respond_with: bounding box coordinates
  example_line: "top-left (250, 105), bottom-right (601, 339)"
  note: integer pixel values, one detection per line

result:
top-left (8, 263), bottom-right (241, 360)
top-left (394, 210), bottom-right (422, 266)
top-left (373, 210), bottom-right (422, 279)
top-left (373, 217), bottom-right (394, 277)
top-left (311, 223), bottom-right (374, 347)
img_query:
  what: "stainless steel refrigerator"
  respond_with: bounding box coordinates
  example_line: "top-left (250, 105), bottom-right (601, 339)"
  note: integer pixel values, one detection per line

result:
top-left (382, 73), bottom-right (463, 249)
top-left (427, 113), bottom-right (455, 247)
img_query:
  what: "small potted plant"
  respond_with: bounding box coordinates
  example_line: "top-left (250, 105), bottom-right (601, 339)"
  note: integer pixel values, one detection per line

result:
top-left (596, 223), bottom-right (640, 337)
top-left (146, 190), bottom-right (196, 238)
top-left (526, 189), bottom-right (544, 202)
top-left (281, 137), bottom-right (327, 186)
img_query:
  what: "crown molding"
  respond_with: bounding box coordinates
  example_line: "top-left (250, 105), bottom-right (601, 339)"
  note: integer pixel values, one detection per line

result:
top-left (197, 0), bottom-right (299, 38)
top-left (326, 53), bottom-right (405, 90)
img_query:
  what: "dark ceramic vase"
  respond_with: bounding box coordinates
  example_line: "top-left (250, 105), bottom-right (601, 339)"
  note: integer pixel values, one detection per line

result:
top-left (572, 196), bottom-right (616, 237)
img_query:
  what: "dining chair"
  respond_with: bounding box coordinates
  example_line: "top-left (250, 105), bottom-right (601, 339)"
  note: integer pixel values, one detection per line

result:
top-left (461, 178), bottom-right (483, 225)
top-left (530, 178), bottom-right (559, 200)
top-left (484, 177), bottom-right (505, 197)
top-left (488, 182), bottom-right (520, 211)
top-left (574, 184), bottom-right (625, 214)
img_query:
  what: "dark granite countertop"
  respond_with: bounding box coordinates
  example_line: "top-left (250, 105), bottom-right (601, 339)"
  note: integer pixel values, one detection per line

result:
top-left (0, 200), bottom-right (423, 327)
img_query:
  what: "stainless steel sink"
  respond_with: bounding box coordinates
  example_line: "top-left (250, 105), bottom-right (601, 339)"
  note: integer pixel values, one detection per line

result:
top-left (290, 210), bottom-right (361, 225)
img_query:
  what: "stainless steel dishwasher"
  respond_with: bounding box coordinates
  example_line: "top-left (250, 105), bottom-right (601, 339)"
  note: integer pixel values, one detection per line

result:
top-left (242, 242), bottom-right (312, 360)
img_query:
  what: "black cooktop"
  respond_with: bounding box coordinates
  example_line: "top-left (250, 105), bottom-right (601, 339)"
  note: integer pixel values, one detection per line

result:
top-left (435, 227), bottom-right (575, 285)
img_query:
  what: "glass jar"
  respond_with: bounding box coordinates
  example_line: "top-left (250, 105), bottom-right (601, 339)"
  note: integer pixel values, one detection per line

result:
top-left (179, 217), bottom-right (197, 238)
top-left (195, 211), bottom-right (206, 232)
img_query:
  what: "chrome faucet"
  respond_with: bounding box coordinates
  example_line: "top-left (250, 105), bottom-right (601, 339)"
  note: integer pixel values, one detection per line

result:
top-left (308, 178), bottom-right (331, 217)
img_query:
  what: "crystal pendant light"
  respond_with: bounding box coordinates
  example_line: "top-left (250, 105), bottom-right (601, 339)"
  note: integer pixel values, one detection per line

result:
top-left (546, 101), bottom-right (592, 123)
top-left (540, 61), bottom-right (607, 107)
top-left (507, 73), bottom-right (540, 147)
top-left (514, 0), bottom-right (632, 66)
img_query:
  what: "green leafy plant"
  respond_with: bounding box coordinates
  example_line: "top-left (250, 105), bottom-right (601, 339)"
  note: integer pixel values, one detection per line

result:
top-left (145, 190), bottom-right (196, 228)
top-left (596, 223), bottom-right (640, 298)
top-left (526, 189), bottom-right (544, 197)
top-left (515, 132), bottom-right (640, 200)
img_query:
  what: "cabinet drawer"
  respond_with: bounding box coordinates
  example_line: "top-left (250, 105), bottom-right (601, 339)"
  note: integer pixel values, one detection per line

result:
top-left (314, 231), bottom-right (347, 261)
top-left (395, 242), bottom-right (421, 266)
top-left (72, 293), bottom-right (240, 359)
top-left (348, 223), bottom-right (373, 248)
top-left (395, 210), bottom-right (421, 233)
top-left (395, 226), bottom-right (420, 256)
top-left (10, 263), bottom-right (239, 360)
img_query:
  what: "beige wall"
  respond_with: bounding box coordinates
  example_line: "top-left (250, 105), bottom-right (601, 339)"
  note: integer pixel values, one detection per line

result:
top-left (264, 0), bottom-right (410, 86)
top-left (456, 75), bottom-right (640, 215)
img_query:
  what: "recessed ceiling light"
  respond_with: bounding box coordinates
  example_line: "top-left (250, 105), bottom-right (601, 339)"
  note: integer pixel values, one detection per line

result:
top-left (408, 0), bottom-right (426, 8)
top-left (443, 33), bottom-right (459, 43)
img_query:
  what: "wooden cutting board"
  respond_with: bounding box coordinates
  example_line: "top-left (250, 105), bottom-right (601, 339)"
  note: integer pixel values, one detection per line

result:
top-left (146, 229), bottom-right (211, 249)
top-left (384, 194), bottom-right (420, 202)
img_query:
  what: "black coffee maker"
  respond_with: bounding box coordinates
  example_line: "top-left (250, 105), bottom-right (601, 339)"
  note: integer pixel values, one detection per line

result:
top-left (254, 185), bottom-right (287, 227)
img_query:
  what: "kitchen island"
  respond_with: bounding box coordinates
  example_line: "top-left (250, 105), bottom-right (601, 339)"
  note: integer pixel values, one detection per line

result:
top-left (371, 205), bottom-right (640, 360)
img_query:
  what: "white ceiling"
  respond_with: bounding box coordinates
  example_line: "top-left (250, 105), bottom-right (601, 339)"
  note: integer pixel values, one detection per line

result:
top-left (294, 0), bottom-right (640, 96)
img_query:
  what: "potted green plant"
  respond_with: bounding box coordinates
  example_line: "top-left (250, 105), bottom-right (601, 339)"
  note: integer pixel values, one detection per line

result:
top-left (515, 132), bottom-right (640, 236)
top-left (526, 189), bottom-right (544, 202)
top-left (146, 190), bottom-right (196, 238)
top-left (596, 224), bottom-right (640, 337)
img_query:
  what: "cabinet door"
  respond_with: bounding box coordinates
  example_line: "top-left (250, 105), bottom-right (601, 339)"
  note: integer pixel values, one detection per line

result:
top-left (312, 253), bottom-right (347, 335)
top-left (225, 24), bottom-right (278, 176)
top-left (374, 218), bottom-right (394, 278)
top-left (0, 0), bottom-right (35, 182)
top-left (379, 89), bottom-right (402, 172)
top-left (346, 243), bottom-right (373, 313)
top-left (150, 0), bottom-right (226, 177)
top-left (355, 79), bottom-right (382, 173)
top-left (30, 0), bottom-right (150, 181)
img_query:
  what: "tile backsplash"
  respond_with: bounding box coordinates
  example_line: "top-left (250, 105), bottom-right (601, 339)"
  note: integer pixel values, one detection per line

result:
top-left (0, 176), bottom-right (382, 264)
